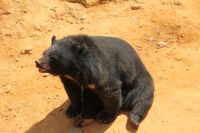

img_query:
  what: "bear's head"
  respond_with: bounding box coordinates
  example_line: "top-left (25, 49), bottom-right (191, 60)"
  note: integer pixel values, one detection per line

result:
top-left (35, 35), bottom-right (90, 76)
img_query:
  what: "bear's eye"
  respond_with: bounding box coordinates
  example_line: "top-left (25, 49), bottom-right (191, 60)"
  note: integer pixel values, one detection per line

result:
top-left (49, 56), bottom-right (57, 62)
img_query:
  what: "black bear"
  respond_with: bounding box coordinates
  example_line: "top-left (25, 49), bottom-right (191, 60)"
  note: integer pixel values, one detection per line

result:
top-left (73, 88), bottom-right (104, 127)
top-left (35, 35), bottom-right (154, 128)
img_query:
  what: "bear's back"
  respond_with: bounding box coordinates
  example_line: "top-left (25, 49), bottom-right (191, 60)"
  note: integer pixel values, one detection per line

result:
top-left (90, 36), bottom-right (146, 79)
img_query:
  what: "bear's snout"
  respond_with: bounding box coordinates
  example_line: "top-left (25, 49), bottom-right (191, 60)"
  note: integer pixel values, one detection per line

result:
top-left (35, 60), bottom-right (42, 68)
top-left (35, 58), bottom-right (51, 73)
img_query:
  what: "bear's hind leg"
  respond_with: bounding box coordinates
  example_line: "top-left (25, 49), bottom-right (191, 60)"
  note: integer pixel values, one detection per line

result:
top-left (127, 72), bottom-right (154, 129)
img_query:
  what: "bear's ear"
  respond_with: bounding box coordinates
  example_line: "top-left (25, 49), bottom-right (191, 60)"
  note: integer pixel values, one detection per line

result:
top-left (74, 43), bottom-right (89, 56)
top-left (51, 35), bottom-right (56, 45)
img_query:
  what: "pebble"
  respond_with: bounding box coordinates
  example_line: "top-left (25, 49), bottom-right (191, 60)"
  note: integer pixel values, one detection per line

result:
top-left (131, 4), bottom-right (142, 10)
top-left (42, 73), bottom-right (49, 77)
top-left (174, 1), bottom-right (182, 6)
top-left (7, 106), bottom-right (13, 111)
top-left (80, 14), bottom-right (88, 21)
top-left (157, 41), bottom-right (168, 48)
top-left (15, 58), bottom-right (19, 62)
top-left (23, 10), bottom-right (27, 13)
top-left (176, 58), bottom-right (183, 61)
top-left (79, 27), bottom-right (84, 30)
top-left (1, 11), bottom-right (11, 15)
top-left (0, 84), bottom-right (11, 94)
top-left (21, 46), bottom-right (33, 55)
top-left (147, 37), bottom-right (155, 41)
top-left (29, 33), bottom-right (37, 37)
top-left (136, 44), bottom-right (142, 50)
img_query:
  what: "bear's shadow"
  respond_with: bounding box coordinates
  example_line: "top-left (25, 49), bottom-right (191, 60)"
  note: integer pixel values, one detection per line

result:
top-left (26, 101), bottom-right (136, 133)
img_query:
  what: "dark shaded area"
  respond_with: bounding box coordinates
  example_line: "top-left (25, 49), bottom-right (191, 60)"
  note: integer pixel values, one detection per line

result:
top-left (25, 101), bottom-right (117, 133)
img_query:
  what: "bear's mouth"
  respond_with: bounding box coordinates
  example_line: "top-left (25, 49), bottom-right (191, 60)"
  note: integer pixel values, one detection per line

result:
top-left (35, 60), bottom-right (51, 73)
top-left (38, 68), bottom-right (51, 73)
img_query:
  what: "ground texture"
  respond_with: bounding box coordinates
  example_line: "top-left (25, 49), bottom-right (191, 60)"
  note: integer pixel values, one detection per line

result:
top-left (0, 0), bottom-right (200, 132)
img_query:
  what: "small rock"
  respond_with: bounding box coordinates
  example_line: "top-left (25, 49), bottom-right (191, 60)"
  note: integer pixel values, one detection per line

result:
top-left (79, 27), bottom-right (84, 30)
top-left (15, 58), bottom-right (19, 62)
top-left (176, 58), bottom-right (183, 61)
top-left (180, 34), bottom-right (184, 38)
top-left (136, 44), bottom-right (142, 48)
top-left (5, 33), bottom-right (12, 37)
top-left (29, 33), bottom-right (37, 37)
top-left (42, 73), bottom-right (49, 77)
top-left (168, 36), bottom-right (172, 39)
top-left (7, 105), bottom-right (13, 111)
top-left (0, 84), bottom-right (11, 94)
top-left (147, 37), bottom-right (155, 41)
top-left (157, 41), bottom-right (168, 48)
top-left (174, 1), bottom-right (182, 6)
top-left (23, 10), bottom-right (27, 13)
top-left (81, 0), bottom-right (99, 7)
top-left (136, 44), bottom-right (142, 50)
top-left (138, 24), bottom-right (143, 28)
top-left (80, 14), bottom-right (88, 21)
top-left (55, 86), bottom-right (61, 89)
top-left (21, 46), bottom-right (33, 55)
top-left (131, 4), bottom-right (142, 10)
top-left (48, 29), bottom-right (52, 32)
top-left (4, 89), bottom-right (10, 93)
top-left (0, 11), bottom-right (11, 15)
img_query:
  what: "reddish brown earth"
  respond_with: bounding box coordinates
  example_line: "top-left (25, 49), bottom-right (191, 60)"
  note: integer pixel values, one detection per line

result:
top-left (0, 0), bottom-right (200, 133)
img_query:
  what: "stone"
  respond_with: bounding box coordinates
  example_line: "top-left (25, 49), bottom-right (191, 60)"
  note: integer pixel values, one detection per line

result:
top-left (21, 46), bottom-right (33, 55)
top-left (15, 58), bottom-right (20, 62)
top-left (131, 4), bottom-right (142, 10)
top-left (42, 73), bottom-right (49, 77)
top-left (157, 41), bottom-right (168, 48)
top-left (81, 0), bottom-right (99, 7)
top-left (80, 14), bottom-right (88, 21)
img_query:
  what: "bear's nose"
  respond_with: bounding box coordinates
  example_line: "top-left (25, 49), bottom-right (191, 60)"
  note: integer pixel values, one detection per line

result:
top-left (35, 60), bottom-right (41, 68)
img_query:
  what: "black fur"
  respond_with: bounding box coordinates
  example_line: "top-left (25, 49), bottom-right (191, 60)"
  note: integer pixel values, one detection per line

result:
top-left (36, 35), bottom-right (154, 128)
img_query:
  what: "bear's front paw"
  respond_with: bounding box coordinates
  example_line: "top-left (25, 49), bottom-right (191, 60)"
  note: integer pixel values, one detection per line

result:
top-left (74, 115), bottom-right (94, 128)
top-left (65, 104), bottom-right (80, 118)
top-left (96, 111), bottom-right (117, 123)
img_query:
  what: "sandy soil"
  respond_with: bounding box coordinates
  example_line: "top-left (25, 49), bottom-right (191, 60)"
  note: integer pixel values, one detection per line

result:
top-left (0, 0), bottom-right (200, 132)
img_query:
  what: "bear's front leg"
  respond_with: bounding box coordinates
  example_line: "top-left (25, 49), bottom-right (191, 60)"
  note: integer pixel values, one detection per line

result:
top-left (96, 88), bottom-right (122, 123)
top-left (60, 76), bottom-right (82, 118)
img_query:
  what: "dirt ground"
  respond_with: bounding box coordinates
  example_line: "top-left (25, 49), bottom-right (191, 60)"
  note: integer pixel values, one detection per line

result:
top-left (0, 0), bottom-right (200, 133)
